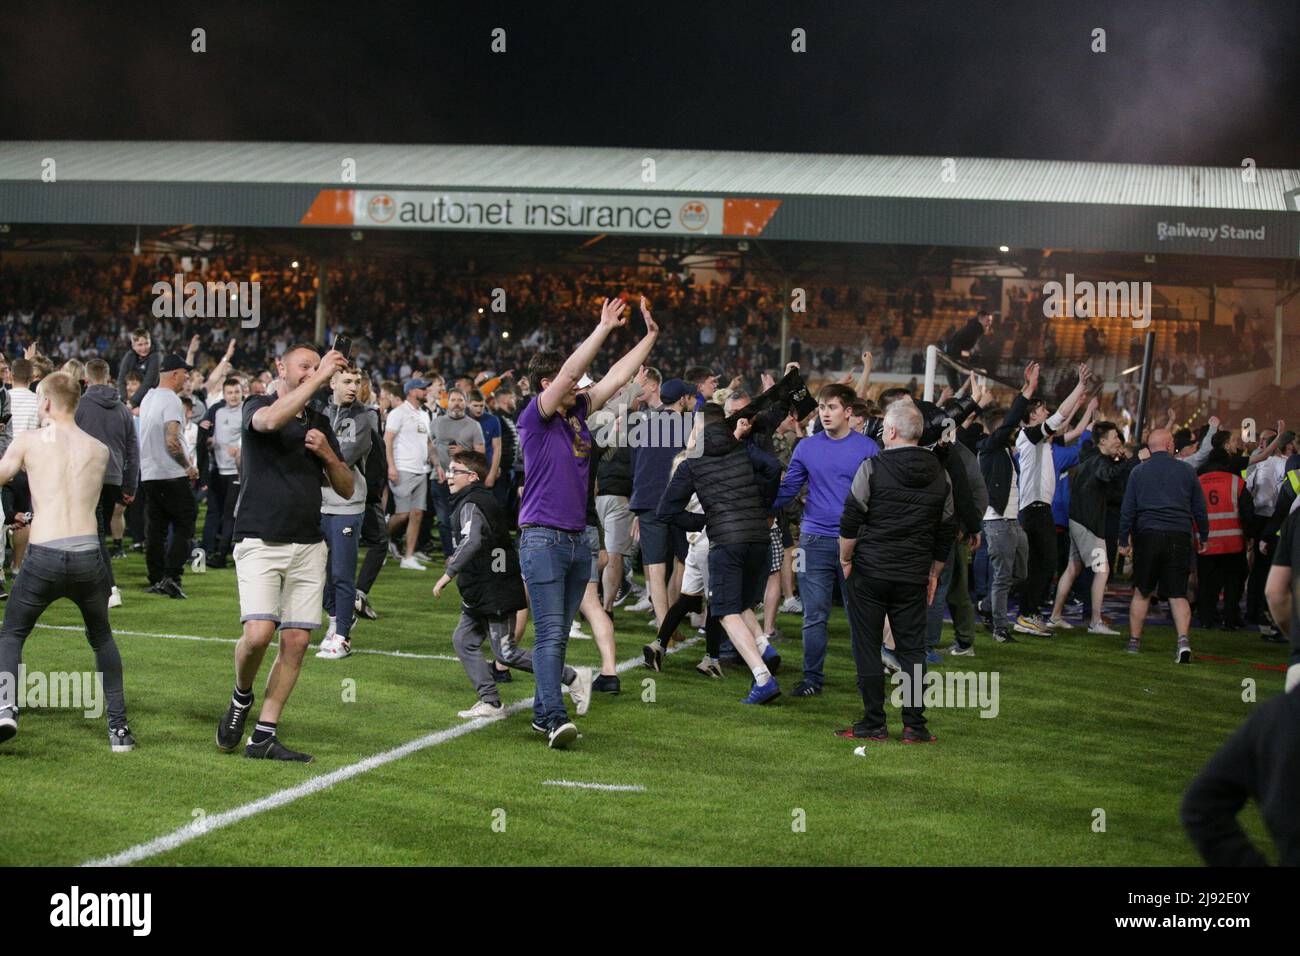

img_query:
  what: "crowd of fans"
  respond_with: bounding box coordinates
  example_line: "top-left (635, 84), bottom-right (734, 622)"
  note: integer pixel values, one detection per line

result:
top-left (0, 266), bottom-right (1297, 861)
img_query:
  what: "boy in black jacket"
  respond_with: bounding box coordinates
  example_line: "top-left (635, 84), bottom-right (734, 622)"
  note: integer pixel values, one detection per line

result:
top-left (433, 451), bottom-right (593, 721)
top-left (116, 328), bottom-right (161, 409)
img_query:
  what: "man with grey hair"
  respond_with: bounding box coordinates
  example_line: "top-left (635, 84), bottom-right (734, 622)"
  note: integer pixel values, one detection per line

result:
top-left (838, 400), bottom-right (956, 743)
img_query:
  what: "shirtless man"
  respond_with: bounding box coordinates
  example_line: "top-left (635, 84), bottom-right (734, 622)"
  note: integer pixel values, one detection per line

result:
top-left (0, 372), bottom-right (134, 750)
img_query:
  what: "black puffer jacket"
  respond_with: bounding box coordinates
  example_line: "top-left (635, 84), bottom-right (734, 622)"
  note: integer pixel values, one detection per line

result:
top-left (841, 444), bottom-right (957, 582)
top-left (448, 484), bottom-right (527, 615)
top-left (657, 422), bottom-right (782, 546)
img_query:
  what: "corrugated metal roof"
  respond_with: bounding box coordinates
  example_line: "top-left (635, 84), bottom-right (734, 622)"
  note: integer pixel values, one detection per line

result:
top-left (0, 142), bottom-right (1297, 212)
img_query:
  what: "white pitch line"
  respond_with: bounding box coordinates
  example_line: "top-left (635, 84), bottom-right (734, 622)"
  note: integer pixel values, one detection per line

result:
top-left (34, 624), bottom-right (461, 663)
top-left (541, 779), bottom-right (646, 792)
top-left (80, 634), bottom-right (700, 867)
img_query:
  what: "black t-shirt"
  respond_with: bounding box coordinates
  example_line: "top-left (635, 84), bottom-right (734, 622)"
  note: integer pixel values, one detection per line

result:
top-left (1274, 509), bottom-right (1298, 570)
top-left (233, 395), bottom-right (342, 544)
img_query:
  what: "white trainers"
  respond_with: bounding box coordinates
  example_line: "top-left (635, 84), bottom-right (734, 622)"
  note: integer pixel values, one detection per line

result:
top-left (1087, 621), bottom-right (1120, 636)
top-left (108, 586), bottom-right (122, 609)
top-left (399, 557), bottom-right (426, 571)
top-left (388, 542), bottom-right (402, 560)
top-left (316, 637), bottom-right (353, 660)
top-left (566, 666), bottom-right (594, 717)
top-left (1047, 617), bottom-right (1073, 630)
top-left (414, 551), bottom-right (435, 564)
top-left (569, 620), bottom-right (586, 639)
top-left (458, 700), bottom-right (506, 720)
top-left (779, 596), bottom-right (803, 614)
top-left (324, 617), bottom-right (338, 641)
top-left (627, 595), bottom-right (654, 613)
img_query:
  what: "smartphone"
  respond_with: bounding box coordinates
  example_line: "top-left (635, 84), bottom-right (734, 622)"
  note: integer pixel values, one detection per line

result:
top-left (333, 336), bottom-right (352, 360)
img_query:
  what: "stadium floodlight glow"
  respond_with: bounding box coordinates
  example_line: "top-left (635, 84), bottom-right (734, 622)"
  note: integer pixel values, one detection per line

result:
top-left (998, 245), bottom-right (1010, 253)
top-left (291, 260), bottom-right (299, 269)
top-left (478, 307), bottom-right (484, 314)
top-left (502, 331), bottom-right (509, 340)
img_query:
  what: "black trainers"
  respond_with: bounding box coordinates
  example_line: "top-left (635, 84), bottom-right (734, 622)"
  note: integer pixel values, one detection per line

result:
top-left (642, 640), bottom-right (664, 672)
top-left (835, 723), bottom-right (888, 741)
top-left (206, 556), bottom-right (228, 570)
top-left (790, 679), bottom-right (822, 698)
top-left (216, 699), bottom-right (252, 752)
top-left (993, 629), bottom-right (1019, 644)
top-left (142, 581), bottom-right (165, 594)
top-left (245, 735), bottom-right (314, 762)
top-left (109, 725), bottom-right (136, 752)
top-left (159, 577), bottom-right (188, 600)
top-left (354, 591), bottom-right (378, 620)
top-left (490, 664), bottom-right (513, 684)
top-left (0, 707), bottom-right (17, 743)
top-left (592, 674), bottom-right (621, 694)
top-left (109, 547), bottom-right (126, 560)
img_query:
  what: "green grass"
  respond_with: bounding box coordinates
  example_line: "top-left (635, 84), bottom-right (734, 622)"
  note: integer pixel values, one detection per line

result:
top-left (0, 547), bottom-right (1286, 866)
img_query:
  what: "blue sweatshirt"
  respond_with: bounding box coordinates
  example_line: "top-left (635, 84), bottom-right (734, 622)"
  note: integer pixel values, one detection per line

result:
top-left (1050, 432), bottom-right (1090, 527)
top-left (628, 409), bottom-right (690, 512)
top-left (772, 429), bottom-right (880, 536)
top-left (1119, 451), bottom-right (1210, 545)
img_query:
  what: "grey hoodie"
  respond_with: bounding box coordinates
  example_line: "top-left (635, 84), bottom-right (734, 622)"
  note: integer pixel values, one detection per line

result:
top-left (321, 400), bottom-right (378, 515)
top-left (75, 384), bottom-right (140, 493)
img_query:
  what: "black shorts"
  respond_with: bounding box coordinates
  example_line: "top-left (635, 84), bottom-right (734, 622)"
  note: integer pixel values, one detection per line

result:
top-left (635, 509), bottom-right (687, 566)
top-left (778, 509), bottom-right (793, 549)
top-left (1132, 530), bottom-right (1192, 598)
top-left (707, 540), bottom-right (769, 616)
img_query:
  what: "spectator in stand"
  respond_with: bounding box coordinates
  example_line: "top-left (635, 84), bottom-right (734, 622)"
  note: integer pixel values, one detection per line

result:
top-left (942, 310), bottom-right (993, 389)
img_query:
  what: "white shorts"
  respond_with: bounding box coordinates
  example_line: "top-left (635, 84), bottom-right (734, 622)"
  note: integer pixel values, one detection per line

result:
top-left (682, 529), bottom-right (710, 596)
top-left (234, 538), bottom-right (329, 630)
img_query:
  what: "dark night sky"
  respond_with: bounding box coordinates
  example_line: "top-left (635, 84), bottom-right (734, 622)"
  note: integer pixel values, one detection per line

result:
top-left (1, 0), bottom-right (1297, 167)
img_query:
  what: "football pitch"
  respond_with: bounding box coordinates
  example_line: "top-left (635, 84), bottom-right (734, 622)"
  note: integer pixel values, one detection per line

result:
top-left (0, 549), bottom-right (1285, 867)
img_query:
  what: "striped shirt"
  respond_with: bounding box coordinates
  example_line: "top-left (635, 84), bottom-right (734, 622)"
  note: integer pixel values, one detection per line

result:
top-left (9, 386), bottom-right (39, 436)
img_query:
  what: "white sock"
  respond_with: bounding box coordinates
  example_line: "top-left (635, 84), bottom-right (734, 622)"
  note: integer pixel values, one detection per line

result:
top-left (755, 632), bottom-right (771, 653)
top-left (750, 664), bottom-right (771, 684)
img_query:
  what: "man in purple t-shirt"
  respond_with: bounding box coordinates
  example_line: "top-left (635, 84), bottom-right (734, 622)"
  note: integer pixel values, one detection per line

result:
top-left (517, 296), bottom-right (659, 748)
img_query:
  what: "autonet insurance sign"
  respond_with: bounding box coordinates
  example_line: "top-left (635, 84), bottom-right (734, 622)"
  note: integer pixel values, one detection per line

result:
top-left (299, 189), bottom-right (781, 237)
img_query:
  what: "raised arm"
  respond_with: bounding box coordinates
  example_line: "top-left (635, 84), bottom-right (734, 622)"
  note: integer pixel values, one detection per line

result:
top-left (538, 299), bottom-right (626, 419)
top-left (204, 339), bottom-right (238, 395)
top-left (855, 350), bottom-right (873, 399)
top-left (587, 297), bottom-right (660, 414)
top-left (250, 350), bottom-right (346, 433)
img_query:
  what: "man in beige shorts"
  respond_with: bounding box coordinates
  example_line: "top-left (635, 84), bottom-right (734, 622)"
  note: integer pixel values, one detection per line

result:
top-left (215, 344), bottom-right (352, 762)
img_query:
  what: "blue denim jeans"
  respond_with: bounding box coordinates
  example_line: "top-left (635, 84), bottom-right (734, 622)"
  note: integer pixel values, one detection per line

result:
top-left (518, 527), bottom-right (590, 729)
top-left (430, 479), bottom-right (455, 557)
top-left (925, 542), bottom-right (957, 648)
top-left (797, 532), bottom-right (852, 688)
top-left (321, 512), bottom-right (363, 638)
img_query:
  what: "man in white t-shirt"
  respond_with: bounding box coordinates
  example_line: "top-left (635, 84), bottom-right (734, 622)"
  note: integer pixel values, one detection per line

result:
top-left (384, 379), bottom-right (433, 570)
top-left (138, 354), bottom-right (199, 598)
